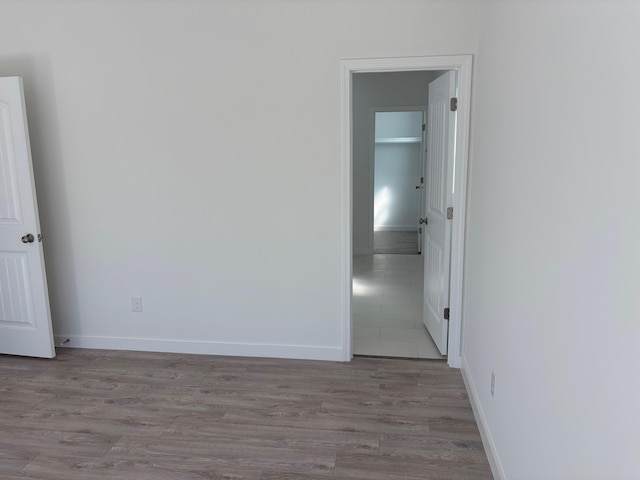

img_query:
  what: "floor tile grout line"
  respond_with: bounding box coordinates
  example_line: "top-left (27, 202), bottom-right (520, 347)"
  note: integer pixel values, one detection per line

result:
top-left (353, 253), bottom-right (445, 360)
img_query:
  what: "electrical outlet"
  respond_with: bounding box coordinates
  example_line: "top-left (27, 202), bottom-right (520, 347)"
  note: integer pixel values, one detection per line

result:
top-left (131, 296), bottom-right (143, 312)
top-left (490, 371), bottom-right (496, 397)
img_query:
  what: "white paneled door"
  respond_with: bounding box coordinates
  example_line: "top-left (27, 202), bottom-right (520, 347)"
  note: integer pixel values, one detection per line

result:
top-left (0, 77), bottom-right (55, 358)
top-left (422, 71), bottom-right (456, 356)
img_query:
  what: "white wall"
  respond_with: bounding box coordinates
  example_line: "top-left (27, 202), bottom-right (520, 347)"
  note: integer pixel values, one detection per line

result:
top-left (0, 0), bottom-right (480, 360)
top-left (352, 71), bottom-right (441, 253)
top-left (5, 1), bottom-right (638, 477)
top-left (374, 111), bottom-right (423, 231)
top-left (375, 111), bottom-right (422, 139)
top-left (463, 1), bottom-right (640, 478)
top-left (373, 143), bottom-right (421, 231)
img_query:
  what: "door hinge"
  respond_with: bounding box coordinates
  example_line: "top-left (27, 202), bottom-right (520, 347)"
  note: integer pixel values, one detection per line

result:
top-left (418, 227), bottom-right (422, 234)
top-left (446, 207), bottom-right (453, 220)
top-left (422, 123), bottom-right (426, 131)
top-left (420, 176), bottom-right (424, 184)
top-left (444, 307), bottom-right (450, 320)
top-left (450, 97), bottom-right (458, 112)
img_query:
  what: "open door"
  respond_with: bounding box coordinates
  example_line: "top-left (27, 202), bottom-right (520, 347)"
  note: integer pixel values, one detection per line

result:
top-left (0, 77), bottom-right (55, 358)
top-left (417, 110), bottom-right (427, 254)
top-left (422, 71), bottom-right (456, 355)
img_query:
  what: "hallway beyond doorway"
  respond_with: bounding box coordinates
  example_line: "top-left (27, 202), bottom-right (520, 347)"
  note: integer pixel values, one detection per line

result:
top-left (352, 254), bottom-right (445, 359)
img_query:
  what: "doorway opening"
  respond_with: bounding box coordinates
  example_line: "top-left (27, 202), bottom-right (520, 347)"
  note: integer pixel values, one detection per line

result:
top-left (340, 56), bottom-right (473, 368)
top-left (353, 74), bottom-right (448, 360)
top-left (373, 109), bottom-right (425, 256)
top-left (356, 104), bottom-right (437, 358)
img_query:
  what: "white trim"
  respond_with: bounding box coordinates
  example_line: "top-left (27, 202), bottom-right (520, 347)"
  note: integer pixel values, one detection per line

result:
top-left (54, 335), bottom-right (343, 361)
top-left (447, 57), bottom-right (473, 369)
top-left (373, 225), bottom-right (419, 232)
top-left (341, 55), bottom-right (473, 367)
top-left (375, 137), bottom-right (421, 144)
top-left (371, 105), bottom-right (429, 113)
top-left (461, 356), bottom-right (506, 480)
top-left (340, 60), bottom-right (354, 361)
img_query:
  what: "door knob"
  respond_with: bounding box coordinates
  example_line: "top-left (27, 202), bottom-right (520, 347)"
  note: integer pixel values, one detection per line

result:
top-left (419, 217), bottom-right (428, 225)
top-left (21, 233), bottom-right (35, 244)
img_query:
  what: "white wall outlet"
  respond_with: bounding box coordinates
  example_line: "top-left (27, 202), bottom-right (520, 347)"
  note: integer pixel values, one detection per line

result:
top-left (490, 371), bottom-right (496, 397)
top-left (131, 296), bottom-right (143, 312)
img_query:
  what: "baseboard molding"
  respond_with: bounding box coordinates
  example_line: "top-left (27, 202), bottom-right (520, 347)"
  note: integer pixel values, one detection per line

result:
top-left (373, 225), bottom-right (418, 232)
top-left (53, 335), bottom-right (344, 361)
top-left (461, 356), bottom-right (506, 480)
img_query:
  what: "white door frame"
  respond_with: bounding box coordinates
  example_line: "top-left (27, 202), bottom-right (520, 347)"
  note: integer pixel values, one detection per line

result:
top-left (340, 55), bottom-right (473, 367)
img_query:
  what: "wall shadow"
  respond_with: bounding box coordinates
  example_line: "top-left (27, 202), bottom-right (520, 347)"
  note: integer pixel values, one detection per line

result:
top-left (0, 55), bottom-right (80, 343)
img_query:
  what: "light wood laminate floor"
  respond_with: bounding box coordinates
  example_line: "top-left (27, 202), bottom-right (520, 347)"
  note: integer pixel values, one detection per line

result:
top-left (0, 348), bottom-right (492, 479)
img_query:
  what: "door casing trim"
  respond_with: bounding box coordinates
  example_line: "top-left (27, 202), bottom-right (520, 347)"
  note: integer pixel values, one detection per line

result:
top-left (340, 55), bottom-right (473, 367)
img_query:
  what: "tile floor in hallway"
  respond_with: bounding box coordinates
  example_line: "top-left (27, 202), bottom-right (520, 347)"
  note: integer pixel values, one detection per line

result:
top-left (352, 254), bottom-right (446, 359)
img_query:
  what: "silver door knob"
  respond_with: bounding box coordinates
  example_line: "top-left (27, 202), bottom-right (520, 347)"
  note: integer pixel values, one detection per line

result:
top-left (419, 217), bottom-right (428, 225)
top-left (21, 233), bottom-right (35, 244)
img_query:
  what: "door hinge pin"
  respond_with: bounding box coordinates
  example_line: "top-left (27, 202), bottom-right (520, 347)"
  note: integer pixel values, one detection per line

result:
top-left (444, 307), bottom-right (450, 320)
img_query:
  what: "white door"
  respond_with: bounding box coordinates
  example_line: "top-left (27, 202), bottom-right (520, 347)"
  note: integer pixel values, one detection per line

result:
top-left (417, 110), bottom-right (427, 254)
top-left (0, 77), bottom-right (55, 358)
top-left (422, 71), bottom-right (456, 355)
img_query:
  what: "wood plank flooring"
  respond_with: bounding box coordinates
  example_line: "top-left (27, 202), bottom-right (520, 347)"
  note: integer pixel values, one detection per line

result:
top-left (373, 231), bottom-right (419, 255)
top-left (0, 348), bottom-right (492, 479)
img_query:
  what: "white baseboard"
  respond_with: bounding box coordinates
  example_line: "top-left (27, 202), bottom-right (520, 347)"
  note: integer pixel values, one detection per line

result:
top-left (373, 225), bottom-right (418, 232)
top-left (53, 335), bottom-right (344, 361)
top-left (461, 356), bottom-right (506, 480)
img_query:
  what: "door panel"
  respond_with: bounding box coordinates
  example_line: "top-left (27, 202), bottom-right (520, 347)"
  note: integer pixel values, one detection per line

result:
top-left (417, 111), bottom-right (427, 254)
top-left (0, 77), bottom-right (55, 358)
top-left (0, 103), bottom-right (23, 223)
top-left (423, 71), bottom-right (456, 356)
top-left (0, 254), bottom-right (36, 326)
